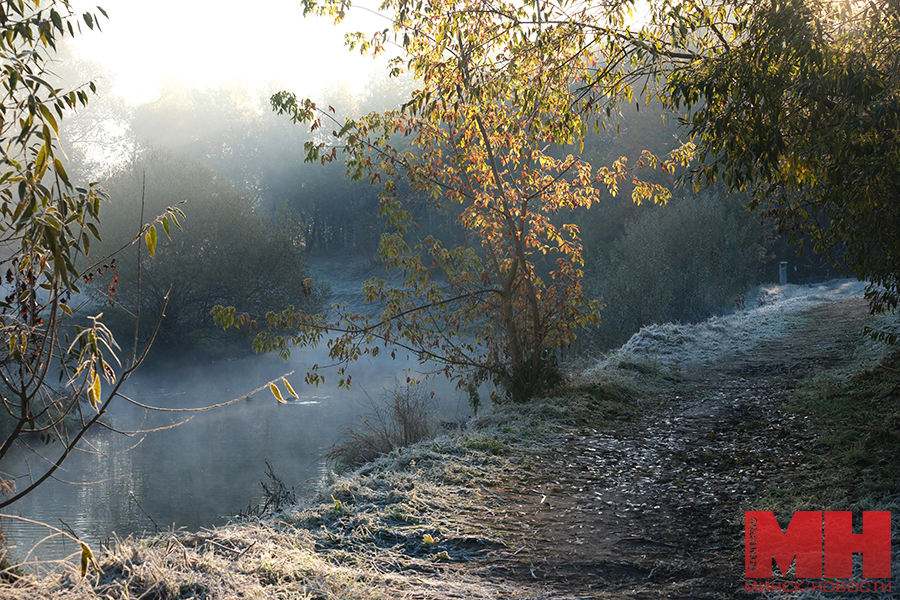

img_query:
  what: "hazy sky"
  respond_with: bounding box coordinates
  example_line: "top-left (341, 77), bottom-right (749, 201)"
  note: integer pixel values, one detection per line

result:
top-left (71, 0), bottom-right (395, 104)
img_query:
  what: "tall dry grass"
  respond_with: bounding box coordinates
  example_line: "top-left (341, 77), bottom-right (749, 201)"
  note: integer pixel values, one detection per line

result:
top-left (326, 384), bottom-right (435, 470)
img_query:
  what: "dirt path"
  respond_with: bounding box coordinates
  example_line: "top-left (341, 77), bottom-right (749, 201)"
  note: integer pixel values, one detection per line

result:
top-left (477, 296), bottom-right (872, 599)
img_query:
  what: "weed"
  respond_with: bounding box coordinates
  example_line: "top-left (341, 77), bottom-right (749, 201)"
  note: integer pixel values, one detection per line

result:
top-left (326, 384), bottom-right (435, 471)
top-left (238, 461), bottom-right (297, 519)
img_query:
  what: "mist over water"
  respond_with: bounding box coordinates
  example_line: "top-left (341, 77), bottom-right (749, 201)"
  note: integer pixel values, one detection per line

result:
top-left (3, 345), bottom-right (472, 565)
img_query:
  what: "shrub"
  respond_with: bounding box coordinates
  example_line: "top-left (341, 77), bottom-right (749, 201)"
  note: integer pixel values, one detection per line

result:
top-left (589, 189), bottom-right (772, 349)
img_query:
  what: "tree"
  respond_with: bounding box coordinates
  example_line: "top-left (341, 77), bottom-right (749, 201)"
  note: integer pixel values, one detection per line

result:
top-left (221, 0), bottom-right (666, 403)
top-left (666, 0), bottom-right (900, 319)
top-left (97, 151), bottom-right (326, 356)
top-left (0, 0), bottom-right (109, 506)
top-left (0, 0), bottom-right (169, 520)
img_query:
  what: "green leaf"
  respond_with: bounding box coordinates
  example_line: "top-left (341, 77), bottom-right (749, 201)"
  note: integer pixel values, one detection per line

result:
top-left (38, 103), bottom-right (58, 134)
top-left (161, 215), bottom-right (170, 238)
top-left (34, 144), bottom-right (47, 177)
top-left (86, 221), bottom-right (101, 241)
top-left (54, 158), bottom-right (70, 188)
top-left (50, 10), bottom-right (63, 32)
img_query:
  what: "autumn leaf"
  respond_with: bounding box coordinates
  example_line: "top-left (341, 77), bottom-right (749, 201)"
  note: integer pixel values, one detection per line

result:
top-left (79, 542), bottom-right (99, 577)
top-left (87, 369), bottom-right (100, 411)
top-left (270, 383), bottom-right (286, 403)
top-left (145, 225), bottom-right (157, 258)
top-left (282, 378), bottom-right (300, 399)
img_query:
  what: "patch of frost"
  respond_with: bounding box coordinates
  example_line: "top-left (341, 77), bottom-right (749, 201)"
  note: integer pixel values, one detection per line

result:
top-left (602, 279), bottom-right (869, 371)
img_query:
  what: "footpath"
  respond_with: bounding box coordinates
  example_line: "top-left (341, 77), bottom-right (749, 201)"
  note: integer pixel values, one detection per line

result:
top-left (477, 295), bottom-right (899, 598)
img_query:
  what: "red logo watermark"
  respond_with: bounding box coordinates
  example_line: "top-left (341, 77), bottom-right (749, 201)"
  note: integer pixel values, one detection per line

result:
top-left (745, 511), bottom-right (892, 579)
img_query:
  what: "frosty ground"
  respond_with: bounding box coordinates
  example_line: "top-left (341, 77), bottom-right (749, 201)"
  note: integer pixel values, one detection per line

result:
top-left (2, 279), bottom-right (899, 599)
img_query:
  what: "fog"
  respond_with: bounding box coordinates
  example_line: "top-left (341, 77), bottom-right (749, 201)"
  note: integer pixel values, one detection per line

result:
top-left (1, 0), bottom-right (838, 566)
top-left (5, 346), bottom-right (472, 563)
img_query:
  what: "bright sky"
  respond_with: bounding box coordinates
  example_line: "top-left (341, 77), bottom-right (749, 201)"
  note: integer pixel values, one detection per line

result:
top-left (71, 0), bottom-right (395, 104)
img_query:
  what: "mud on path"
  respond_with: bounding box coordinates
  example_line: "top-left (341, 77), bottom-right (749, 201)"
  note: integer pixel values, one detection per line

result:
top-left (476, 296), bottom-right (873, 599)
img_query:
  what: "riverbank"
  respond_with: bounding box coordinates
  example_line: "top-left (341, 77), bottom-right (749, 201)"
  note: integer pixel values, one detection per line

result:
top-left (1, 359), bottom-right (659, 599)
top-left (2, 281), bottom-right (900, 598)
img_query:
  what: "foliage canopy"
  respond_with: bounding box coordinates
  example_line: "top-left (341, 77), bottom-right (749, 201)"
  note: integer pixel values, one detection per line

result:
top-left (668, 0), bottom-right (900, 316)
top-left (303, 0), bottom-right (899, 312)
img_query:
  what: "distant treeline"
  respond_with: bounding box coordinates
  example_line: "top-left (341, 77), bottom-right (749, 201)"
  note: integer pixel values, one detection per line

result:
top-left (57, 49), bottom-right (837, 358)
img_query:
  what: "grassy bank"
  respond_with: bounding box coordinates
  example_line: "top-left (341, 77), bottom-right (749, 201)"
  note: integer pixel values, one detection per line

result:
top-left (0, 359), bottom-right (663, 599)
top-left (759, 347), bottom-right (900, 516)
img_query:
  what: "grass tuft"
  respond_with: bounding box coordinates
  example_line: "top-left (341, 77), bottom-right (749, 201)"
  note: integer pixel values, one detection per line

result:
top-left (326, 384), bottom-right (435, 471)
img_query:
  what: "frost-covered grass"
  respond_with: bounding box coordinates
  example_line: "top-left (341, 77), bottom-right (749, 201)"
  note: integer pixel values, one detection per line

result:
top-left (0, 363), bottom-right (656, 599)
top-left (603, 279), bottom-right (883, 371)
top-left (0, 438), bottom-right (540, 599)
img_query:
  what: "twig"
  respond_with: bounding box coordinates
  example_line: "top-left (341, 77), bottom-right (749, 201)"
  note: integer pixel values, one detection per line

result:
top-left (130, 492), bottom-right (161, 533)
top-left (58, 518), bottom-right (79, 540)
top-left (479, 485), bottom-right (505, 502)
top-left (117, 371), bottom-right (294, 412)
top-left (132, 170), bottom-right (146, 368)
top-left (234, 540), bottom-right (257, 560)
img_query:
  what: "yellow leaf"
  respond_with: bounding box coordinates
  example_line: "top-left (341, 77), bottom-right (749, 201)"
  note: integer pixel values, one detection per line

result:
top-left (270, 383), bottom-right (285, 403)
top-left (87, 369), bottom-right (100, 410)
top-left (79, 542), bottom-right (98, 577)
top-left (282, 378), bottom-right (299, 399)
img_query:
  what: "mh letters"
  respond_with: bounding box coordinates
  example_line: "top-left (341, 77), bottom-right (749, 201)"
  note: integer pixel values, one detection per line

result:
top-left (745, 511), bottom-right (891, 579)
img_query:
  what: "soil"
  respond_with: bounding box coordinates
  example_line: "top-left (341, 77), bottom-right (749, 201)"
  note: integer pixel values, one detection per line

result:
top-left (475, 296), bottom-right (873, 599)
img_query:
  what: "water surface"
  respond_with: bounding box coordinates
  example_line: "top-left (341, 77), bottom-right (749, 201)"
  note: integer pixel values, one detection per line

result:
top-left (2, 347), bottom-right (470, 567)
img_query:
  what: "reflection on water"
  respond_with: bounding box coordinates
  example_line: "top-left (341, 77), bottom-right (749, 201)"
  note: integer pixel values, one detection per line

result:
top-left (1, 346), bottom-right (470, 566)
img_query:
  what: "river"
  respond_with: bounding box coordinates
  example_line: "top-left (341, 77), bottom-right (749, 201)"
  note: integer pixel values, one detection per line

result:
top-left (1, 345), bottom-right (472, 569)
